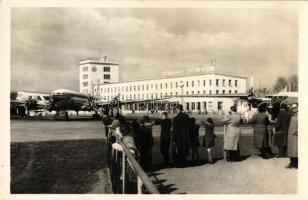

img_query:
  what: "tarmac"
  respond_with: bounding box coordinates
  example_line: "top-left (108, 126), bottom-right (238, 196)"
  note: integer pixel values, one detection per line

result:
top-left (10, 119), bottom-right (297, 194)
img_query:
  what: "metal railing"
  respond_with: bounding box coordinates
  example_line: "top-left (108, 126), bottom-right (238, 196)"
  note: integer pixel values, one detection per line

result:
top-left (107, 127), bottom-right (159, 194)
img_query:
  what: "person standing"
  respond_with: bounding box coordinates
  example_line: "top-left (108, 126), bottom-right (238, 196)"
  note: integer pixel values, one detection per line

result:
top-left (172, 104), bottom-right (191, 167)
top-left (201, 118), bottom-right (216, 164)
top-left (248, 106), bottom-right (272, 159)
top-left (189, 117), bottom-right (200, 164)
top-left (274, 103), bottom-right (292, 157)
top-left (159, 112), bottom-right (172, 167)
top-left (223, 106), bottom-right (241, 162)
top-left (286, 103), bottom-right (298, 169)
top-left (139, 116), bottom-right (154, 171)
top-left (102, 108), bottom-right (113, 138)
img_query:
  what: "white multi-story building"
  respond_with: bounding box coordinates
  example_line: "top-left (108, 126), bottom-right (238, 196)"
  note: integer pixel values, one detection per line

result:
top-left (79, 56), bottom-right (119, 95)
top-left (95, 73), bottom-right (248, 113)
top-left (79, 55), bottom-right (249, 113)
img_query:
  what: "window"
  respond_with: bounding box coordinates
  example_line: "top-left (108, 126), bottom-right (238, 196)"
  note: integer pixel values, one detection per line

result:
top-left (142, 85), bottom-right (144, 90)
top-left (229, 80), bottom-right (232, 86)
top-left (216, 90), bottom-right (219, 94)
top-left (170, 92), bottom-right (172, 96)
top-left (155, 84), bottom-right (158, 89)
top-left (83, 67), bottom-right (88, 72)
top-left (160, 84), bottom-right (162, 89)
top-left (209, 90), bottom-right (212, 95)
top-left (151, 84), bottom-right (153, 89)
top-left (104, 67), bottom-right (110, 72)
top-left (160, 93), bottom-right (162, 98)
top-left (104, 74), bottom-right (110, 79)
top-left (83, 82), bottom-right (88, 86)
top-left (235, 90), bottom-right (238, 94)
top-left (209, 79), bottom-right (212, 86)
top-left (170, 83), bottom-right (172, 89)
top-left (134, 86), bottom-right (136, 91)
top-left (229, 90), bottom-right (231, 94)
top-left (138, 85), bottom-right (140, 91)
top-left (176, 82), bottom-right (178, 88)
top-left (192, 91), bottom-right (194, 95)
top-left (130, 86), bottom-right (132, 91)
top-left (197, 91), bottom-right (200, 94)
top-left (203, 80), bottom-right (206, 86)
top-left (222, 90), bottom-right (225, 94)
top-left (83, 74), bottom-right (88, 79)
top-left (192, 102), bottom-right (196, 110)
top-left (126, 86), bottom-right (128, 91)
top-left (176, 92), bottom-right (178, 96)
top-left (223, 79), bottom-right (225, 87)
top-left (146, 85), bottom-right (149, 90)
top-left (192, 81), bottom-right (194, 87)
top-left (186, 81), bottom-right (189, 87)
top-left (203, 90), bottom-right (206, 94)
top-left (216, 79), bottom-right (219, 86)
top-left (197, 80), bottom-right (200, 87)
top-left (235, 80), bottom-right (238, 87)
top-left (165, 83), bottom-right (168, 89)
top-left (186, 91), bottom-right (189, 95)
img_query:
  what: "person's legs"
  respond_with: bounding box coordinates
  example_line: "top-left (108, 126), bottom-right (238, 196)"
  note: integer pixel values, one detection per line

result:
top-left (207, 148), bottom-right (213, 163)
top-left (259, 148), bottom-right (265, 158)
top-left (294, 157), bottom-right (298, 168)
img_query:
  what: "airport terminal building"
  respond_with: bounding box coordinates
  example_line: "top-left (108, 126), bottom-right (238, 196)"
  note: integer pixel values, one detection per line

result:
top-left (79, 56), bottom-right (249, 113)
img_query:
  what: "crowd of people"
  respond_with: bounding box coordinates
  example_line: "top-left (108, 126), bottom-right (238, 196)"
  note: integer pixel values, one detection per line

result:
top-left (102, 101), bottom-right (298, 171)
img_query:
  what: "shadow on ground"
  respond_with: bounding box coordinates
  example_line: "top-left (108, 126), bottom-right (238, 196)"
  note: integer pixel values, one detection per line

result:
top-left (11, 139), bottom-right (109, 194)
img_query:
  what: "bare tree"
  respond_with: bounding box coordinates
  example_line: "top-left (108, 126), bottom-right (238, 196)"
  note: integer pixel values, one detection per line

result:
top-left (273, 76), bottom-right (288, 92)
top-left (288, 74), bottom-right (298, 92)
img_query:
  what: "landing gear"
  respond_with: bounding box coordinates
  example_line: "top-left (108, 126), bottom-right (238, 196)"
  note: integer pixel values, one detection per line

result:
top-left (54, 111), bottom-right (69, 120)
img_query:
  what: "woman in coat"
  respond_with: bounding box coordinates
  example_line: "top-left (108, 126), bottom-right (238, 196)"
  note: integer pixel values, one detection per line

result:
top-left (201, 117), bottom-right (216, 164)
top-left (223, 106), bottom-right (241, 162)
top-left (286, 103), bottom-right (298, 169)
top-left (248, 106), bottom-right (272, 159)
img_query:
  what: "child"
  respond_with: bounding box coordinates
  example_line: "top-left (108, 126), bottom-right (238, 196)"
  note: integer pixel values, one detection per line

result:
top-left (202, 118), bottom-right (216, 164)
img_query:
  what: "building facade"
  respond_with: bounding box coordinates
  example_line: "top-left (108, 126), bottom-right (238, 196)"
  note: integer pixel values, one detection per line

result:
top-left (93, 72), bottom-right (248, 113)
top-left (79, 56), bottom-right (119, 95)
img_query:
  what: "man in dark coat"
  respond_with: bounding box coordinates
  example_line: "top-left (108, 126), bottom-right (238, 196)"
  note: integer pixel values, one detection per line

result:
top-left (139, 116), bottom-right (154, 171)
top-left (172, 104), bottom-right (191, 167)
top-left (274, 103), bottom-right (292, 157)
top-left (159, 112), bottom-right (172, 167)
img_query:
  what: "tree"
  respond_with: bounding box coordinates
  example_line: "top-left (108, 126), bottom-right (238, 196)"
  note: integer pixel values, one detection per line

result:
top-left (288, 74), bottom-right (298, 92)
top-left (273, 77), bottom-right (288, 92)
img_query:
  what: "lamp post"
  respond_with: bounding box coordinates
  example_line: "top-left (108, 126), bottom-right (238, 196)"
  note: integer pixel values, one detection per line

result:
top-left (179, 82), bottom-right (184, 107)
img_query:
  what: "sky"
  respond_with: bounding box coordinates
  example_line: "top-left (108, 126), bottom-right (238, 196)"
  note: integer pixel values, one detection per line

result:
top-left (11, 7), bottom-right (298, 93)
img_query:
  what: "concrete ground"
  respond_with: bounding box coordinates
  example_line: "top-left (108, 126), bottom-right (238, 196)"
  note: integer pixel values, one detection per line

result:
top-left (10, 119), bottom-right (297, 194)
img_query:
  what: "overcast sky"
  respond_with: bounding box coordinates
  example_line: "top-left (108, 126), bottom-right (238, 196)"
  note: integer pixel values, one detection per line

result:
top-left (11, 7), bottom-right (298, 93)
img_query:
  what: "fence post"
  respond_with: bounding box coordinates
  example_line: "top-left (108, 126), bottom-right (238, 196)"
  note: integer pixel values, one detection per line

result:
top-left (223, 125), bottom-right (227, 161)
top-left (137, 176), bottom-right (143, 194)
top-left (122, 154), bottom-right (126, 194)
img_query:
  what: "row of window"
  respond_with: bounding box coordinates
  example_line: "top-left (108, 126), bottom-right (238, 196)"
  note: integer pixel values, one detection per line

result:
top-left (98, 79), bottom-right (239, 94)
top-left (100, 89), bottom-right (238, 101)
top-left (82, 66), bottom-right (110, 72)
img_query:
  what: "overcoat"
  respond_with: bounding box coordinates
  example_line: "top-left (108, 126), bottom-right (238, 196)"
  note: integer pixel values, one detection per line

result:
top-left (249, 113), bottom-right (270, 148)
top-left (201, 121), bottom-right (215, 148)
top-left (274, 110), bottom-right (292, 146)
top-left (172, 112), bottom-right (191, 157)
top-left (223, 113), bottom-right (241, 150)
top-left (287, 113), bottom-right (298, 157)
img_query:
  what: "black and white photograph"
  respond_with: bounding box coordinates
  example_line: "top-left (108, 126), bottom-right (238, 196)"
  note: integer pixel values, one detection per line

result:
top-left (1, 0), bottom-right (308, 198)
